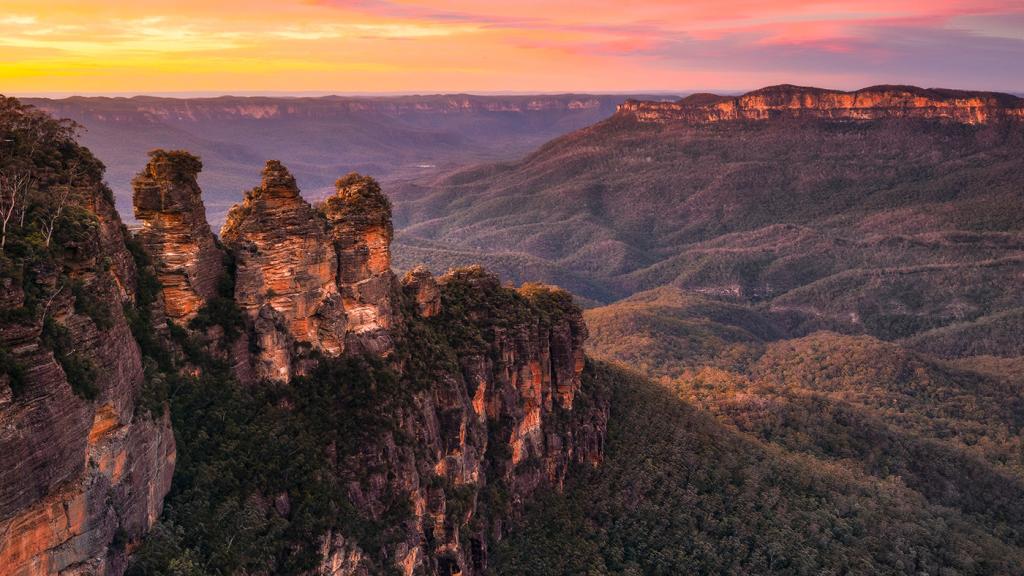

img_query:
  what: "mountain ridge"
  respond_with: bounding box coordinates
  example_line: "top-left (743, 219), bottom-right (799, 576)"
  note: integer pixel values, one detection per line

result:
top-left (20, 93), bottom-right (675, 226)
top-left (617, 84), bottom-right (1024, 124)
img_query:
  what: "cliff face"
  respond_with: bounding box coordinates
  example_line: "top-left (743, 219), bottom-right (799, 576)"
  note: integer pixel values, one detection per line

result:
top-left (618, 85), bottom-right (1024, 124)
top-left (131, 150), bottom-right (224, 323)
top-left (0, 158), bottom-right (175, 575)
top-left (323, 268), bottom-right (605, 576)
top-left (401, 265), bottom-right (441, 318)
top-left (30, 95), bottom-right (615, 124)
top-left (322, 174), bottom-right (398, 356)
top-left (133, 159), bottom-right (608, 575)
top-left (220, 161), bottom-right (344, 381)
top-left (218, 163), bottom-right (402, 381)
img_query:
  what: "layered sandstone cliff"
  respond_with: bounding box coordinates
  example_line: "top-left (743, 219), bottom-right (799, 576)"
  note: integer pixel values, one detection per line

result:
top-left (319, 267), bottom-right (606, 576)
top-left (132, 158), bottom-right (607, 575)
top-left (217, 163), bottom-right (402, 381)
top-left (322, 173), bottom-right (398, 355)
top-left (0, 171), bottom-right (175, 576)
top-left (618, 85), bottom-right (1024, 124)
top-left (131, 150), bottom-right (224, 323)
top-left (401, 265), bottom-right (441, 318)
top-left (220, 161), bottom-right (344, 381)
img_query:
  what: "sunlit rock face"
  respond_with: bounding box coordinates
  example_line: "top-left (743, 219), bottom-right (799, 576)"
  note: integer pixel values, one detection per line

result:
top-left (401, 265), bottom-right (441, 318)
top-left (130, 156), bottom-right (608, 575)
top-left (0, 177), bottom-right (175, 576)
top-left (322, 173), bottom-right (399, 356)
top-left (618, 85), bottom-right (1024, 124)
top-left (220, 160), bottom-right (344, 381)
top-left (132, 150), bottom-right (224, 323)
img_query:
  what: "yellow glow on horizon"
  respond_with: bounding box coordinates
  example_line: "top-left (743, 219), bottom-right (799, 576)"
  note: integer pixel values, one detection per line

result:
top-left (1, 0), bottom-right (1021, 94)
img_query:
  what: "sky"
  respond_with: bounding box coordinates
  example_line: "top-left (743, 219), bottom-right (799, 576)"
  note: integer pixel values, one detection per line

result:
top-left (1, 0), bottom-right (1023, 96)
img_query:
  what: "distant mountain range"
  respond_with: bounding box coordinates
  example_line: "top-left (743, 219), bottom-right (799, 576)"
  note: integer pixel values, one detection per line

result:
top-left (392, 85), bottom-right (1024, 318)
top-left (5, 84), bottom-right (1024, 575)
top-left (24, 93), bottom-right (673, 224)
top-left (421, 85), bottom-right (1024, 574)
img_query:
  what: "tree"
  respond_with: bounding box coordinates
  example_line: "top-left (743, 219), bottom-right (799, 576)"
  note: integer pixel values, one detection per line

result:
top-left (0, 96), bottom-right (83, 251)
top-left (38, 160), bottom-right (83, 248)
top-left (0, 166), bottom-right (30, 252)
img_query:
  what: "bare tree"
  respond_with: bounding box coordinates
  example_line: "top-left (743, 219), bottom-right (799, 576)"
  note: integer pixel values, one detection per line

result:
top-left (39, 161), bottom-right (83, 248)
top-left (40, 282), bottom-right (64, 324)
top-left (0, 168), bottom-right (30, 252)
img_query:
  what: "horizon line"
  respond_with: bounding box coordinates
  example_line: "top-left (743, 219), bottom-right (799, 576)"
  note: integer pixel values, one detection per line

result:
top-left (11, 89), bottom-right (701, 99)
top-left (10, 86), bottom-right (1024, 100)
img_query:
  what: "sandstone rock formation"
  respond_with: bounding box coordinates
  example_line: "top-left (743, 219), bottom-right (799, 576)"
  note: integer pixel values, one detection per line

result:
top-left (220, 160), bottom-right (344, 381)
top-left (215, 165), bottom-right (403, 381)
top-left (2, 94), bottom-right (610, 576)
top-left (0, 175), bottom-right (175, 576)
top-left (401, 265), bottom-right (441, 318)
top-left (322, 173), bottom-right (399, 355)
top-left (320, 267), bottom-right (606, 575)
top-left (132, 150), bottom-right (224, 322)
top-left (135, 157), bottom-right (606, 574)
top-left (618, 85), bottom-right (1024, 124)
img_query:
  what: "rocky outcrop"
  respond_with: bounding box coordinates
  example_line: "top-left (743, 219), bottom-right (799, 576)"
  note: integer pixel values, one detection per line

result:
top-left (321, 267), bottom-right (606, 576)
top-left (216, 165), bottom-right (403, 380)
top-left (220, 161), bottom-right (343, 381)
top-left (2, 96), bottom-right (608, 576)
top-left (322, 173), bottom-right (399, 355)
top-left (132, 150), bottom-right (224, 323)
top-left (401, 265), bottom-right (441, 318)
top-left (618, 85), bottom-right (1024, 125)
top-left (0, 172), bottom-right (175, 576)
top-left (137, 156), bottom-right (607, 575)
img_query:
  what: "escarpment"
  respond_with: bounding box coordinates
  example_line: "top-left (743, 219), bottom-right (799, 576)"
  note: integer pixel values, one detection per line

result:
top-left (129, 158), bottom-right (608, 575)
top-left (618, 84), bottom-right (1024, 124)
top-left (0, 104), bottom-right (175, 576)
top-left (314, 267), bottom-right (606, 575)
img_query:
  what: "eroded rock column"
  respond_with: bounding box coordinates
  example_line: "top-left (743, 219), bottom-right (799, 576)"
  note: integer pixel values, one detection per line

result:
top-left (132, 150), bottom-right (224, 323)
top-left (322, 173), bottom-right (399, 355)
top-left (220, 161), bottom-right (344, 381)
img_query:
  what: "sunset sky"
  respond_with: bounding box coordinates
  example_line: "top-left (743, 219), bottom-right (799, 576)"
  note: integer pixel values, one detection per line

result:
top-left (2, 0), bottom-right (1023, 95)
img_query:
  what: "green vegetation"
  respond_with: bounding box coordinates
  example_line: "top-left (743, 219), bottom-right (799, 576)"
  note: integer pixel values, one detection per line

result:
top-left (129, 354), bottom-right (412, 575)
top-left (574, 279), bottom-right (1024, 573)
top-left (584, 287), bottom-right (776, 378)
top-left (492, 361), bottom-right (1024, 575)
top-left (72, 279), bottom-right (113, 330)
top-left (393, 113), bottom-right (1024, 345)
top-left (326, 172), bottom-right (393, 227)
top-left (0, 346), bottom-right (27, 396)
top-left (127, 266), bottom-right (589, 575)
top-left (42, 316), bottom-right (99, 400)
top-left (429, 266), bottom-right (579, 357)
top-left (0, 96), bottom-right (120, 401)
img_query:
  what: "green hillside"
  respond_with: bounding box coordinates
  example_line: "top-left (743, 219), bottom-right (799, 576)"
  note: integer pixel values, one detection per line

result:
top-left (491, 361), bottom-right (1024, 575)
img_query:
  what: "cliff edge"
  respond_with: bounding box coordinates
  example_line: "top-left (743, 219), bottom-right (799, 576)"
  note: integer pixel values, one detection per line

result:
top-left (617, 84), bottom-right (1024, 124)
